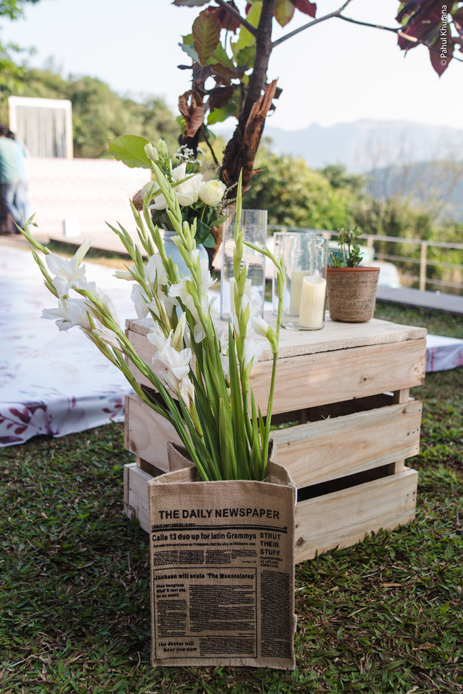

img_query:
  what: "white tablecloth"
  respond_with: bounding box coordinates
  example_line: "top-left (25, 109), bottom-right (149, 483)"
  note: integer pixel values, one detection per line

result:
top-left (0, 246), bottom-right (134, 446)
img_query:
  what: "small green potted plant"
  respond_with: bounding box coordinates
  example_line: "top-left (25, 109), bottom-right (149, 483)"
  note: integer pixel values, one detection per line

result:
top-left (326, 227), bottom-right (380, 322)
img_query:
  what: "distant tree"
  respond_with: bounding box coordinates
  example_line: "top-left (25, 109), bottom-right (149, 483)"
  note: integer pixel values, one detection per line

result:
top-left (173, 0), bottom-right (463, 196)
top-left (0, 67), bottom-right (180, 157)
top-left (243, 146), bottom-right (356, 229)
top-left (0, 0), bottom-right (40, 96)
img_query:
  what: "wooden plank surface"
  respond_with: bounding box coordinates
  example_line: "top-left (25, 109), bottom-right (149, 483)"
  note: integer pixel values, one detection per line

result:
top-left (252, 338), bottom-right (426, 415)
top-left (125, 394), bottom-right (181, 471)
top-left (127, 327), bottom-right (426, 413)
top-left (126, 314), bottom-right (427, 362)
top-left (294, 468), bottom-right (418, 563)
top-left (271, 400), bottom-right (422, 488)
top-left (377, 285), bottom-right (463, 315)
top-left (124, 463), bottom-right (153, 530)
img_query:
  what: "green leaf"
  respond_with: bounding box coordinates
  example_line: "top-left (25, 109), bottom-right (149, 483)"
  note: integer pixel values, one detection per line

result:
top-left (195, 218), bottom-right (211, 245)
top-left (274, 0), bottom-right (295, 26)
top-left (202, 233), bottom-right (216, 248)
top-left (233, 1), bottom-right (261, 55)
top-left (218, 397), bottom-right (237, 479)
top-left (206, 41), bottom-right (235, 69)
top-left (233, 44), bottom-right (256, 68)
top-left (108, 135), bottom-right (151, 169)
top-left (193, 10), bottom-right (222, 66)
top-left (207, 96), bottom-right (240, 124)
top-left (179, 40), bottom-right (199, 62)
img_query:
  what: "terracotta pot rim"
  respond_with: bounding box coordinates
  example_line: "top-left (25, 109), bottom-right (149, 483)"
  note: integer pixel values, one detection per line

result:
top-left (327, 266), bottom-right (380, 274)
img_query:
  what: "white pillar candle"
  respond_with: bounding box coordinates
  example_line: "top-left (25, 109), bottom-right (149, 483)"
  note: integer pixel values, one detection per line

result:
top-left (299, 275), bottom-right (326, 329)
top-left (289, 270), bottom-right (309, 314)
top-left (230, 278), bottom-right (252, 313)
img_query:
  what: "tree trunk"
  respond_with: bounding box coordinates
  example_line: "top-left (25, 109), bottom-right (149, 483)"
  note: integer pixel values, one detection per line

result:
top-left (220, 0), bottom-right (276, 193)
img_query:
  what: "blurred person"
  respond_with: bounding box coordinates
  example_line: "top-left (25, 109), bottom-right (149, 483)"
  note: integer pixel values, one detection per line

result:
top-left (0, 124), bottom-right (29, 234)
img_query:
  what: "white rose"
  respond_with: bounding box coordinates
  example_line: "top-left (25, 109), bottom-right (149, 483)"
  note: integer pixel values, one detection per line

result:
top-left (199, 179), bottom-right (226, 207)
top-left (172, 163), bottom-right (202, 207)
top-left (149, 192), bottom-right (168, 210)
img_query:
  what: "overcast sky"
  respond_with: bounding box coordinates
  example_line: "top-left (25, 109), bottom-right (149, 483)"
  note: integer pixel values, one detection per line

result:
top-left (4, 0), bottom-right (462, 132)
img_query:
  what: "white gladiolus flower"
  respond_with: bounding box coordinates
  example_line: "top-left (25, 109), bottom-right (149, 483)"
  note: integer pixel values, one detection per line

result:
top-left (148, 325), bottom-right (193, 399)
top-left (251, 315), bottom-right (269, 338)
top-left (92, 327), bottom-right (123, 351)
top-left (46, 240), bottom-right (91, 297)
top-left (252, 315), bottom-right (278, 353)
top-left (145, 253), bottom-right (167, 287)
top-left (243, 338), bottom-right (266, 369)
top-left (168, 275), bottom-right (193, 310)
top-left (146, 322), bottom-right (168, 352)
top-left (131, 284), bottom-right (149, 319)
top-left (193, 322), bottom-right (206, 343)
top-left (42, 297), bottom-right (91, 331)
top-left (172, 163), bottom-right (202, 207)
top-left (93, 288), bottom-right (119, 325)
top-left (157, 139), bottom-right (169, 158)
top-left (173, 312), bottom-right (187, 349)
top-left (178, 375), bottom-right (195, 407)
top-left (113, 265), bottom-right (136, 281)
top-left (199, 259), bottom-right (217, 294)
top-left (198, 179), bottom-right (226, 206)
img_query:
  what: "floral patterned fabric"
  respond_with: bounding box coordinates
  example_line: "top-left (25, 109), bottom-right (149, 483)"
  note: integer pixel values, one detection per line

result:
top-left (0, 246), bottom-right (133, 447)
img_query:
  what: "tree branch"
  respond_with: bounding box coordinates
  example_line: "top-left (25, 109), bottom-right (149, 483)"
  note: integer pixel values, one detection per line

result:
top-left (215, 0), bottom-right (257, 37)
top-left (337, 14), bottom-right (400, 36)
top-left (272, 0), bottom-right (355, 49)
top-left (201, 124), bottom-right (219, 166)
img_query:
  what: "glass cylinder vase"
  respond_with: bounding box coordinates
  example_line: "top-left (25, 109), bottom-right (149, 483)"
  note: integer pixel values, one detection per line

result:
top-left (220, 209), bottom-right (267, 319)
top-left (162, 230), bottom-right (208, 277)
top-left (276, 232), bottom-right (328, 331)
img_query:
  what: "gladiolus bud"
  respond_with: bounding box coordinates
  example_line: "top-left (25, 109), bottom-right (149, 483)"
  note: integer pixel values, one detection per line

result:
top-left (145, 143), bottom-right (159, 163)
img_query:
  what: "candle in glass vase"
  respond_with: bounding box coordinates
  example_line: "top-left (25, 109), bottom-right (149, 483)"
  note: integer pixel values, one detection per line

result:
top-left (289, 270), bottom-right (309, 314)
top-left (299, 275), bottom-right (327, 329)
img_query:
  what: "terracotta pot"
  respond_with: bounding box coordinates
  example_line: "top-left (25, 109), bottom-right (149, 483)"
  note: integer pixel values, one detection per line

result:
top-left (326, 266), bottom-right (380, 322)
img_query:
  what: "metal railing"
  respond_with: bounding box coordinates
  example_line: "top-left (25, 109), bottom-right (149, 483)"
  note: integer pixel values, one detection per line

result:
top-left (269, 226), bottom-right (463, 296)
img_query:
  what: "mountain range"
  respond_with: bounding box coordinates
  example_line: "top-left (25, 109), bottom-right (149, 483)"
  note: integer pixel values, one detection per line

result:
top-left (262, 119), bottom-right (463, 174)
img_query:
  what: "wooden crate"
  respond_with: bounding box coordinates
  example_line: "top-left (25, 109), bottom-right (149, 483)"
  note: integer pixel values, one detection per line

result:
top-left (124, 461), bottom-right (418, 563)
top-left (124, 393), bottom-right (181, 473)
top-left (123, 315), bottom-right (426, 561)
top-left (125, 316), bottom-right (426, 413)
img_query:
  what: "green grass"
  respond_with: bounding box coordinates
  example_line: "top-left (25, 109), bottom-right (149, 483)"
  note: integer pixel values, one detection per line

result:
top-left (0, 303), bottom-right (462, 693)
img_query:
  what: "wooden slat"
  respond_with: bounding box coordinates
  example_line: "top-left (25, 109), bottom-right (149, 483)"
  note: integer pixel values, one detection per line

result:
top-left (124, 394), bottom-right (181, 471)
top-left (127, 328), bottom-right (426, 414)
top-left (126, 315), bottom-right (427, 362)
top-left (124, 464), bottom-right (419, 562)
top-left (125, 329), bottom-right (166, 390)
top-left (294, 468), bottom-right (418, 563)
top-left (251, 338), bottom-right (426, 415)
top-left (392, 389), bottom-right (410, 472)
top-left (124, 463), bottom-right (153, 530)
top-left (271, 400), bottom-right (422, 488)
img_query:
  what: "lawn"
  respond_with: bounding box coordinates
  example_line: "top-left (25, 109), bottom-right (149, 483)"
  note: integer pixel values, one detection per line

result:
top-left (0, 302), bottom-right (462, 693)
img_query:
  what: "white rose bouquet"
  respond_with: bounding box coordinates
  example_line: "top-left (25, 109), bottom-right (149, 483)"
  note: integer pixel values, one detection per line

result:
top-left (110, 135), bottom-right (227, 251)
top-left (21, 168), bottom-right (284, 482)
